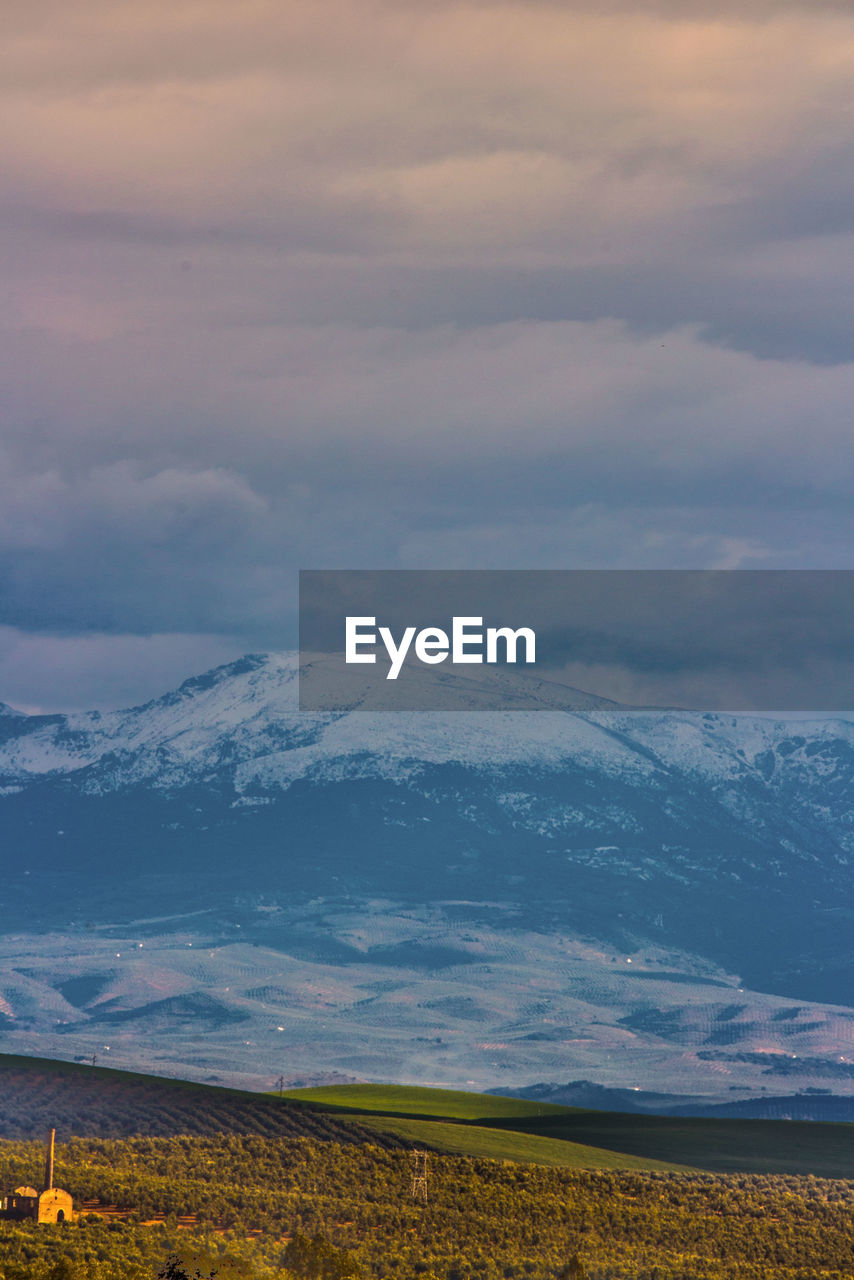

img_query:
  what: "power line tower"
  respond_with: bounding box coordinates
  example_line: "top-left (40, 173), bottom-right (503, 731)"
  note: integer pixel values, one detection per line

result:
top-left (411, 1149), bottom-right (428, 1205)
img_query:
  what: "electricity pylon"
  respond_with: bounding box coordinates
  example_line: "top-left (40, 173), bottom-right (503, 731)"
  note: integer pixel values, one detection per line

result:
top-left (411, 1149), bottom-right (428, 1204)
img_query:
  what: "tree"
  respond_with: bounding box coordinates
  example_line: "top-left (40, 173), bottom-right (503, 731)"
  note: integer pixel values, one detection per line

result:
top-left (158, 1255), bottom-right (217, 1280)
top-left (556, 1253), bottom-right (586, 1280)
top-left (281, 1232), bottom-right (363, 1280)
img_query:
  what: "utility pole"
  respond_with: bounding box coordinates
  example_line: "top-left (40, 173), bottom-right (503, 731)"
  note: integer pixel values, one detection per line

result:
top-left (43, 1128), bottom-right (55, 1192)
top-left (411, 1149), bottom-right (428, 1205)
top-left (276, 1075), bottom-right (285, 1097)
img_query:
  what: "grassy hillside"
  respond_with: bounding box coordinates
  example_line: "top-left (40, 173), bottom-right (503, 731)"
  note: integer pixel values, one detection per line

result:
top-left (282, 1082), bottom-right (854, 1177)
top-left (281, 1082), bottom-right (571, 1120)
top-left (354, 1115), bottom-right (694, 1170)
top-left (484, 1111), bottom-right (854, 1177)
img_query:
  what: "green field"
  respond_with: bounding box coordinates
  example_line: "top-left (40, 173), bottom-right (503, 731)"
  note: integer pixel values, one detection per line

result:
top-left (355, 1115), bottom-right (694, 1171)
top-left (281, 1082), bottom-right (572, 1121)
top-left (281, 1082), bottom-right (854, 1177)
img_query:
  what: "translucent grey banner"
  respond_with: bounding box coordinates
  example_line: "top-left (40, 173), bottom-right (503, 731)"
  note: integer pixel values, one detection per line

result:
top-left (299, 570), bottom-right (854, 712)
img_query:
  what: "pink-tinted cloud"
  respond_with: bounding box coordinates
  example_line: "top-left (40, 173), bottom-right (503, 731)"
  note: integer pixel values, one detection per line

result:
top-left (3, 0), bottom-right (854, 704)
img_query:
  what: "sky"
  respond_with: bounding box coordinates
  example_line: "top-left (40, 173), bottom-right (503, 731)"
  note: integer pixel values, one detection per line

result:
top-left (3, 0), bottom-right (854, 710)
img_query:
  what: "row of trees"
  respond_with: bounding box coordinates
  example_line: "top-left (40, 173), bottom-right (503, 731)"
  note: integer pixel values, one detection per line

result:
top-left (0, 1134), bottom-right (852, 1280)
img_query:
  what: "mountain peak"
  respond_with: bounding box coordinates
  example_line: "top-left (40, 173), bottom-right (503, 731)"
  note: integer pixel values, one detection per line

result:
top-left (174, 654), bottom-right (270, 698)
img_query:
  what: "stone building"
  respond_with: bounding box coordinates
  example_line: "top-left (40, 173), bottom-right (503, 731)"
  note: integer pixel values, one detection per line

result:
top-left (2, 1129), bottom-right (73, 1223)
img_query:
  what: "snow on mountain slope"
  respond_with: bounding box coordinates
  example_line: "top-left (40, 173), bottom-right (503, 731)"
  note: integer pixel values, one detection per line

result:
top-left (4, 652), bottom-right (854, 890)
top-left (0, 655), bottom-right (299, 782)
top-left (3, 650), bottom-right (851, 794)
top-left (1, 654), bottom-right (853, 958)
top-left (0, 653), bottom-right (630, 785)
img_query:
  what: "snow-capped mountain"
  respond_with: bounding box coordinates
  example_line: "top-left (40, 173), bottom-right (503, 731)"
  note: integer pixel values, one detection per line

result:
top-left (2, 652), bottom-right (854, 1092)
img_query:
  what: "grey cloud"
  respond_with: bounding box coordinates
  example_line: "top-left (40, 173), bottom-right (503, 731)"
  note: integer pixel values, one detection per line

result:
top-left (0, 461), bottom-right (277, 635)
top-left (0, 628), bottom-right (248, 714)
top-left (5, 317), bottom-right (854, 495)
top-left (0, 316), bottom-right (854, 658)
top-left (1, 192), bottom-right (405, 254)
top-left (2, 0), bottom-right (854, 706)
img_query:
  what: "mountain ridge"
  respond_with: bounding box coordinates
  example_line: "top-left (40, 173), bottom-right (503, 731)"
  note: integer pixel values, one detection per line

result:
top-left (1, 653), bottom-right (854, 1094)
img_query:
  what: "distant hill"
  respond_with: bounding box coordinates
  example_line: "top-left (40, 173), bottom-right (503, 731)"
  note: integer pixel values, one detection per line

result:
top-left (0, 1053), bottom-right (397, 1145)
top-left (492, 1079), bottom-right (854, 1123)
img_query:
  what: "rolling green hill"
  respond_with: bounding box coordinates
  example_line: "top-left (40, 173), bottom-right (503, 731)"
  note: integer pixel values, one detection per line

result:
top-left (281, 1082), bottom-right (572, 1121)
top-left (281, 1082), bottom-right (854, 1177)
top-left (1, 1052), bottom-right (851, 1179)
top-left (354, 1115), bottom-right (694, 1170)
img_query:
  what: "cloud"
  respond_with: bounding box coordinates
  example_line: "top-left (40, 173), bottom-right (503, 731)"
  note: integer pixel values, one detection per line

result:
top-left (4, 316), bottom-right (854, 488)
top-left (4, 2), bottom-right (854, 269)
top-left (3, 0), bottom-right (854, 363)
top-left (1, 317), bottom-right (854, 663)
top-left (0, 459), bottom-right (275, 634)
top-left (0, 628), bottom-right (247, 713)
top-left (2, 0), bottom-right (854, 704)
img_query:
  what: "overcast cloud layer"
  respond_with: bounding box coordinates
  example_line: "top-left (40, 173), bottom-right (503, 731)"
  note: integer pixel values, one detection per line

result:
top-left (3, 0), bottom-right (854, 708)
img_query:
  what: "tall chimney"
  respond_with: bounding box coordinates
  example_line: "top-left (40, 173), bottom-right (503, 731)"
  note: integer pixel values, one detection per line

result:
top-left (43, 1128), bottom-right (55, 1192)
